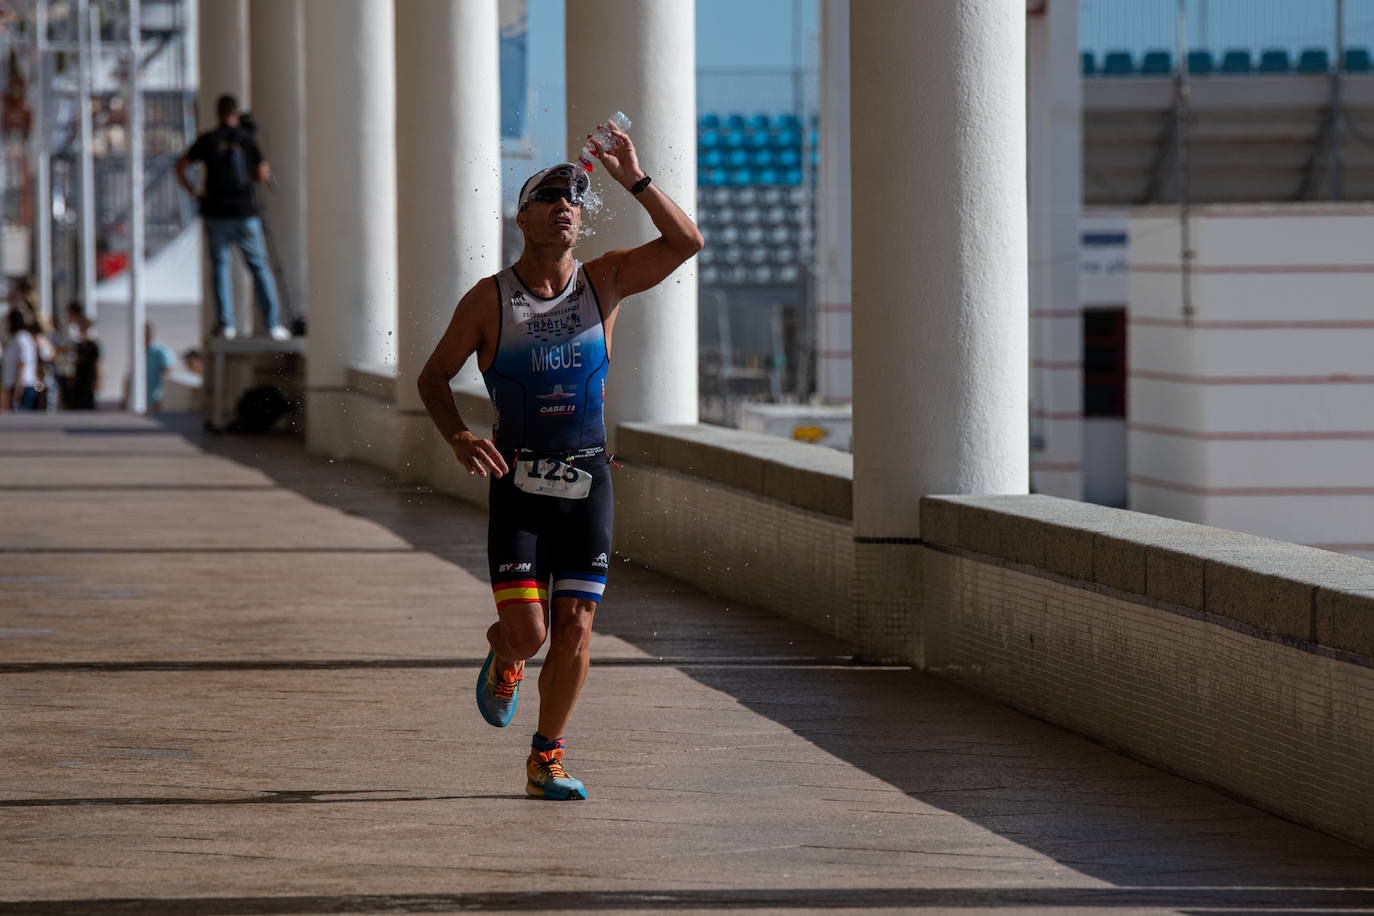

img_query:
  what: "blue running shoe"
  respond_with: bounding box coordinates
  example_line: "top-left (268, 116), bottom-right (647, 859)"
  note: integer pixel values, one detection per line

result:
top-left (476, 650), bottom-right (521, 727)
top-left (526, 745), bottom-right (586, 800)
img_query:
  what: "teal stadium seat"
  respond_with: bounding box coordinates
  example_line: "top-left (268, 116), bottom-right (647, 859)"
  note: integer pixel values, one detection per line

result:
top-left (1082, 50), bottom-right (1096, 76)
top-left (725, 113), bottom-right (746, 129)
top-left (1298, 48), bottom-right (1329, 73)
top-left (774, 113), bottom-right (802, 131)
top-left (1140, 50), bottom-right (1172, 75)
top-left (1186, 50), bottom-right (1214, 75)
top-left (1103, 50), bottom-right (1133, 75)
top-left (1259, 48), bottom-right (1290, 73)
top-left (748, 113), bottom-right (770, 131)
top-left (1221, 49), bottom-right (1251, 73)
top-left (1345, 48), bottom-right (1371, 72)
top-left (699, 129), bottom-right (721, 148)
top-left (772, 129), bottom-right (799, 149)
top-left (699, 113), bottom-right (721, 129)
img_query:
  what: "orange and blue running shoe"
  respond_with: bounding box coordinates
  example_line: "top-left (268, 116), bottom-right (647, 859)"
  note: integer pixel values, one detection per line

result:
top-left (476, 650), bottom-right (522, 727)
top-left (526, 744), bottom-right (586, 800)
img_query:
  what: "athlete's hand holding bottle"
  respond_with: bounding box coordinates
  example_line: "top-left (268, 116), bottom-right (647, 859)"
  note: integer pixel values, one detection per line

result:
top-left (587, 123), bottom-right (644, 191)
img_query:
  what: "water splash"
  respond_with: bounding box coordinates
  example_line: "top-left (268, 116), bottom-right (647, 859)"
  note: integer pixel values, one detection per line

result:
top-left (577, 187), bottom-right (607, 240)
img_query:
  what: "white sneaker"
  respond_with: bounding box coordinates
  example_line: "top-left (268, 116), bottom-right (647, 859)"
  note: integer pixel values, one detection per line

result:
top-left (269, 325), bottom-right (291, 341)
top-left (221, 326), bottom-right (238, 341)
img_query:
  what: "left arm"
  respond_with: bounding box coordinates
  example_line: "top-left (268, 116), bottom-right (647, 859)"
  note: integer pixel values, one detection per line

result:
top-left (584, 127), bottom-right (704, 306)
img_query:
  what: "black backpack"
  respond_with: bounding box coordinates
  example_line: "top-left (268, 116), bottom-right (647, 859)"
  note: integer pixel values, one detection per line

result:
top-left (207, 129), bottom-right (252, 197)
top-left (230, 385), bottom-right (290, 433)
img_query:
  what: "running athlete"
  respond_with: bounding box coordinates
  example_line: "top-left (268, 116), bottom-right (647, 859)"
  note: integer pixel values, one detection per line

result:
top-left (417, 125), bottom-right (703, 800)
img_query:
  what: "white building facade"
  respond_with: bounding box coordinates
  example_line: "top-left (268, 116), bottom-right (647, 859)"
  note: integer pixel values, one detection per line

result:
top-left (1128, 205), bottom-right (1374, 560)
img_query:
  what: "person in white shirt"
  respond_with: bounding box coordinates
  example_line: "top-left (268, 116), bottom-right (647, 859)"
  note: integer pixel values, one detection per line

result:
top-left (2, 307), bottom-right (40, 411)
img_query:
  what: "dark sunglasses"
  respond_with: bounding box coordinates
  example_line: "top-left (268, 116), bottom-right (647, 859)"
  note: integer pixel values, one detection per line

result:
top-left (529, 186), bottom-right (584, 207)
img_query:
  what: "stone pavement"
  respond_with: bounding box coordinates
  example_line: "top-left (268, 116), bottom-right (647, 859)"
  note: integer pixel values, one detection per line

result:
top-left (2, 412), bottom-right (1373, 915)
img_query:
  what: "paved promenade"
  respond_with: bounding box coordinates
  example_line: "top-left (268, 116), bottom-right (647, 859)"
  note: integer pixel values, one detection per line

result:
top-left (3, 412), bottom-right (1374, 915)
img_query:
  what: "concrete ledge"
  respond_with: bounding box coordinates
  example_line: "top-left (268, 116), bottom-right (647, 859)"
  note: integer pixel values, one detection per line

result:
top-left (612, 423), bottom-right (855, 643)
top-left (921, 493), bottom-right (1374, 661)
top-left (617, 422), bottom-right (852, 519)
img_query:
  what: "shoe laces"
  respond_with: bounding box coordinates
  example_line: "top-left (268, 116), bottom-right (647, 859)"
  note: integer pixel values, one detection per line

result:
top-left (535, 746), bottom-right (569, 780)
top-left (490, 663), bottom-right (522, 699)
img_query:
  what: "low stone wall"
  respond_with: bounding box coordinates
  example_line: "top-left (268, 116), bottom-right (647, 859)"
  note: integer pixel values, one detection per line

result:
top-left (613, 423), bottom-right (856, 643)
top-left (328, 384), bottom-right (1374, 847)
top-left (921, 493), bottom-right (1374, 850)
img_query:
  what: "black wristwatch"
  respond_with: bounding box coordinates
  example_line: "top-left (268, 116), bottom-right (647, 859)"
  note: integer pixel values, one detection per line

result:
top-left (629, 175), bottom-right (652, 196)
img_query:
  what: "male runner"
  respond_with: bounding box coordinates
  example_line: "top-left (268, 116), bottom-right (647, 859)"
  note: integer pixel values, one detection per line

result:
top-left (417, 125), bottom-right (703, 799)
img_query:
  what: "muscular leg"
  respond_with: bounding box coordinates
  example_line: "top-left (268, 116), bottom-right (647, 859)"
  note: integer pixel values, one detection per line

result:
top-left (487, 599), bottom-right (547, 674)
top-left (537, 596), bottom-right (597, 739)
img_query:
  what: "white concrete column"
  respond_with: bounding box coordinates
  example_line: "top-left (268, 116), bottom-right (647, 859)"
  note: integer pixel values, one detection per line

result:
top-left (394, 0), bottom-right (503, 481)
top-left (1027, 0), bottom-right (1083, 500)
top-left (817, 0), bottom-right (852, 404)
top-left (304, 0), bottom-right (398, 457)
top-left (565, 0), bottom-right (698, 446)
top-left (250, 0), bottom-right (308, 329)
top-left (850, 1), bottom-right (1028, 662)
top-left (197, 1), bottom-right (249, 133)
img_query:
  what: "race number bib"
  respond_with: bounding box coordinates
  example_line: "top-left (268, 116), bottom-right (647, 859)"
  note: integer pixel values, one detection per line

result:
top-left (513, 457), bottom-right (593, 500)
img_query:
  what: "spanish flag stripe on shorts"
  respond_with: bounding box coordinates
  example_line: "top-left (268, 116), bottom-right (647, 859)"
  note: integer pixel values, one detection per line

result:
top-left (493, 579), bottom-right (548, 610)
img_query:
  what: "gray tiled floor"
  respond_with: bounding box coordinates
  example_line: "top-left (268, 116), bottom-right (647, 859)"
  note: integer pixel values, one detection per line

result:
top-left (3, 412), bottom-right (1373, 915)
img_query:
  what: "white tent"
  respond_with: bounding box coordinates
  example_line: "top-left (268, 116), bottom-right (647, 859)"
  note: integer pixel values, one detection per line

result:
top-left (95, 219), bottom-right (202, 307)
top-left (92, 221), bottom-right (203, 402)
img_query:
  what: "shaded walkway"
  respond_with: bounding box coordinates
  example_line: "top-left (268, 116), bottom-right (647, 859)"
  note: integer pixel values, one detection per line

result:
top-left (3, 413), bottom-right (1373, 914)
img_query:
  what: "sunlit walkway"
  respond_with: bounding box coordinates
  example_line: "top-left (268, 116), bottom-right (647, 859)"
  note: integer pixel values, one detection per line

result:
top-left (3, 412), bottom-right (1373, 915)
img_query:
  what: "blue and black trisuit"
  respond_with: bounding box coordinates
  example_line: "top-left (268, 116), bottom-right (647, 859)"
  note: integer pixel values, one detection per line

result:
top-left (482, 261), bottom-right (613, 612)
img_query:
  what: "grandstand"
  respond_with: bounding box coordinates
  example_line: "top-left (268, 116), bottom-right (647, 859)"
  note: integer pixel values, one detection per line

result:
top-left (1081, 45), bottom-right (1374, 203)
top-left (695, 111), bottom-right (818, 420)
top-left (695, 111), bottom-right (815, 288)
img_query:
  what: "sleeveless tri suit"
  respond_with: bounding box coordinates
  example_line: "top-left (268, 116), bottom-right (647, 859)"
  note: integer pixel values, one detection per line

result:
top-left (483, 262), bottom-right (613, 611)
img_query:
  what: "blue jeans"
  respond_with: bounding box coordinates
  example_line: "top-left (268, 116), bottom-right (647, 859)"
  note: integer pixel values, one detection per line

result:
top-left (13, 386), bottom-right (38, 411)
top-left (205, 216), bottom-right (283, 331)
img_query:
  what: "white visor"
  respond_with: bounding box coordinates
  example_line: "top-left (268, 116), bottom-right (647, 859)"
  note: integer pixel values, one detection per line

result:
top-left (518, 163), bottom-right (590, 211)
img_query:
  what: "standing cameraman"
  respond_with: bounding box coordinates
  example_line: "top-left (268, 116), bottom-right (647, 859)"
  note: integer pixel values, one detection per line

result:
top-left (176, 94), bottom-right (290, 341)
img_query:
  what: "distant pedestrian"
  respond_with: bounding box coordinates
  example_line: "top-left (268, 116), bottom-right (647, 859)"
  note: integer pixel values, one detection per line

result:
top-left (31, 313), bottom-right (58, 413)
top-left (176, 93), bottom-right (290, 342)
top-left (2, 307), bottom-right (39, 411)
top-left (124, 322), bottom-right (176, 412)
top-left (64, 302), bottom-right (101, 410)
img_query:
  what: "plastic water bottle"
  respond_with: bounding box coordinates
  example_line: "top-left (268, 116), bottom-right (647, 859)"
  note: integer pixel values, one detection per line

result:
top-left (576, 111), bottom-right (632, 172)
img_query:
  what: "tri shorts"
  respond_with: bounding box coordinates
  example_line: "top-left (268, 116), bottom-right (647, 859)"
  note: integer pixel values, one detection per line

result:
top-left (487, 450), bottom-right (613, 612)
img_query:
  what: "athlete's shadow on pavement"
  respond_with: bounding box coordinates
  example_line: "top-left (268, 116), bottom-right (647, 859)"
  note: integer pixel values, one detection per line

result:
top-left (176, 416), bottom-right (1374, 900)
